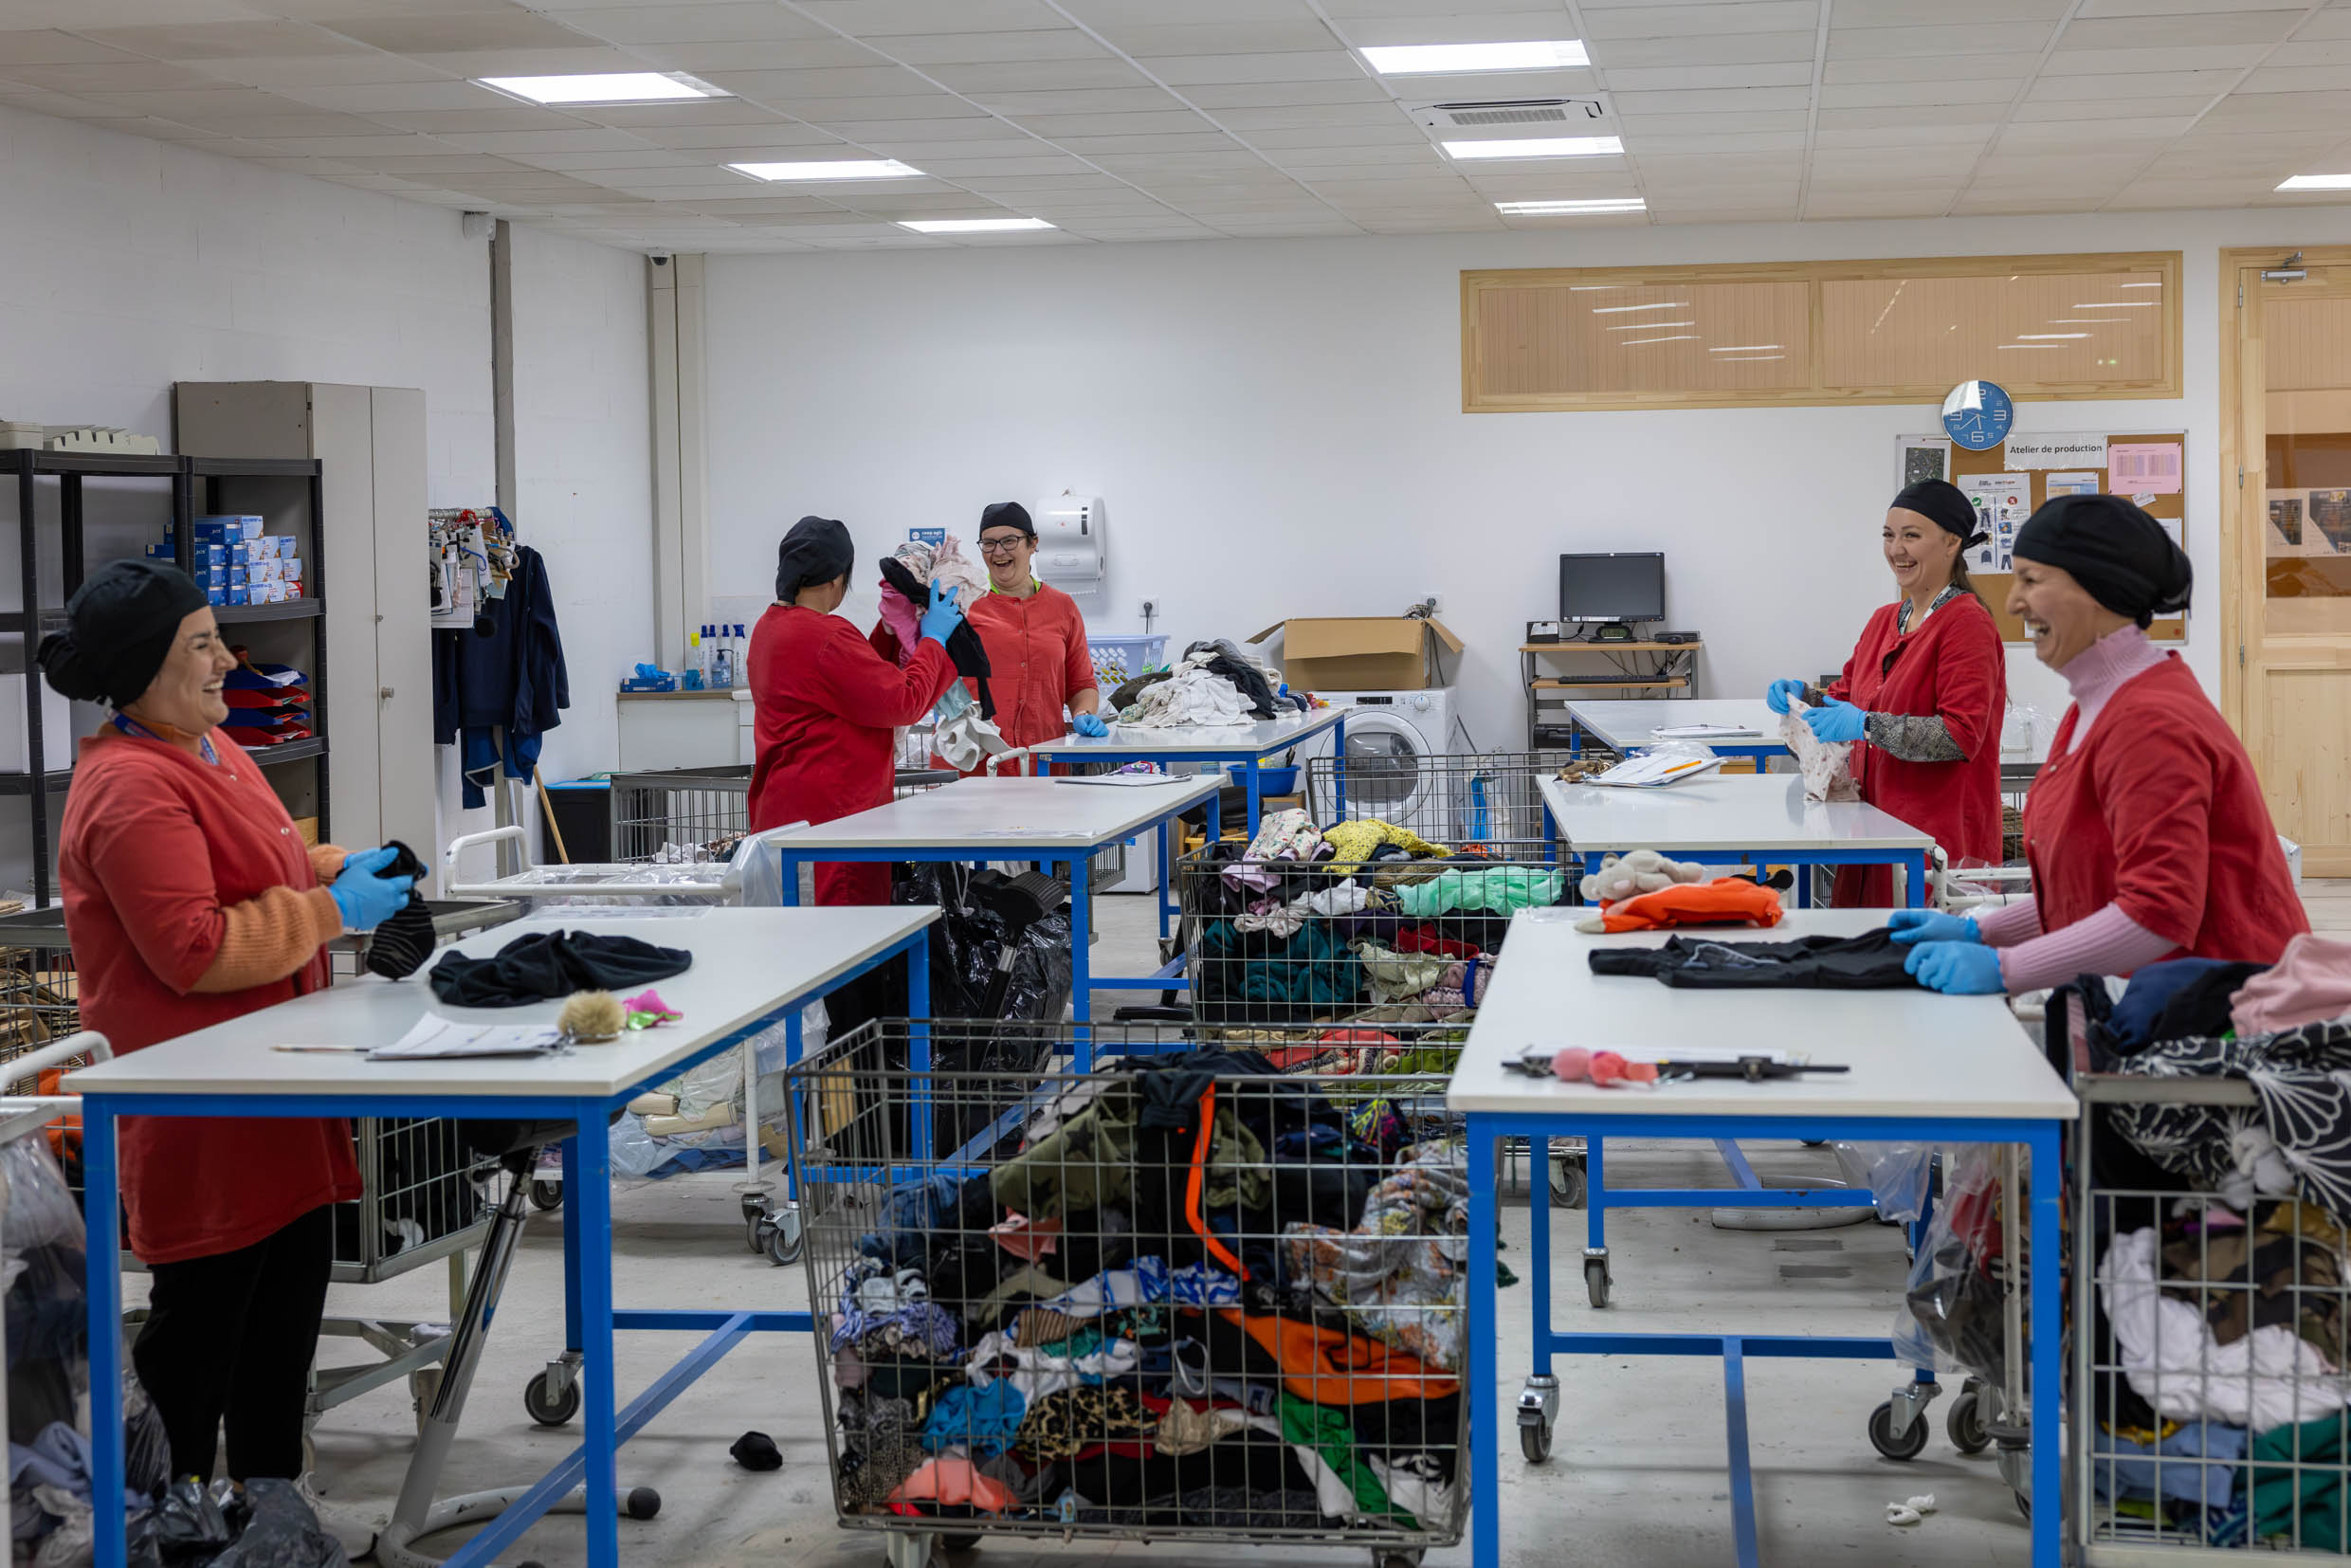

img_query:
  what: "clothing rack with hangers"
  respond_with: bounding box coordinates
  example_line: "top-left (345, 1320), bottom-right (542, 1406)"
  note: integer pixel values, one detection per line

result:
top-left (428, 505), bottom-right (515, 631)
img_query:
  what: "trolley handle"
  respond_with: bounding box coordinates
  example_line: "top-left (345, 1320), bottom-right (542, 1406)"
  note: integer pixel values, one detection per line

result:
top-left (0, 1030), bottom-right (113, 1095)
top-left (983, 748), bottom-right (1034, 778)
top-left (444, 825), bottom-right (532, 898)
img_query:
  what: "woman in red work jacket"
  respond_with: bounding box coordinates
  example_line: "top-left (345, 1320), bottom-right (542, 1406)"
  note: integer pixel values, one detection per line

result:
top-left (42, 561), bottom-right (415, 1487)
top-left (1894, 495), bottom-right (2306, 995)
top-left (963, 501), bottom-right (1103, 767)
top-left (1766, 480), bottom-right (2006, 905)
top-left (747, 515), bottom-right (962, 905)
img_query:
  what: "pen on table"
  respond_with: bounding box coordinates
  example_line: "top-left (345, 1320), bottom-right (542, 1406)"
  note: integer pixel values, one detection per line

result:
top-left (271, 1044), bottom-right (372, 1053)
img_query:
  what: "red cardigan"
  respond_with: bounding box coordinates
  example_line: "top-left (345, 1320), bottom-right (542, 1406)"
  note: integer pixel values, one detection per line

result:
top-left (60, 729), bottom-right (361, 1266)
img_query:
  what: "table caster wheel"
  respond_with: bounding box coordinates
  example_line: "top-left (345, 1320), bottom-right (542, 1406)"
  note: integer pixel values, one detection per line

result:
top-left (1520, 1419), bottom-right (1553, 1463)
top-left (627, 1486), bottom-right (662, 1521)
top-left (760, 1211), bottom-right (805, 1266)
top-left (1372, 1552), bottom-right (1424, 1568)
top-left (1947, 1388), bottom-right (1991, 1454)
top-left (940, 1534), bottom-right (981, 1553)
top-left (524, 1368), bottom-right (580, 1428)
top-left (528, 1179), bottom-right (562, 1211)
top-left (1584, 1254), bottom-right (1611, 1309)
top-left (1869, 1400), bottom-right (1929, 1461)
top-left (1549, 1156), bottom-right (1586, 1210)
top-left (884, 1531), bottom-right (934, 1568)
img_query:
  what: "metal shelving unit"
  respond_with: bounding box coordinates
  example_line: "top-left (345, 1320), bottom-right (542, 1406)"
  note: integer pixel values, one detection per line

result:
top-left (0, 449), bottom-right (328, 904)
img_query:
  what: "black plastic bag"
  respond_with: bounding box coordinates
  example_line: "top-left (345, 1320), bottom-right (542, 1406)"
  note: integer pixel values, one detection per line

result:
top-left (210, 1478), bottom-right (349, 1568)
top-left (154, 1478), bottom-right (234, 1565)
top-left (891, 864), bottom-right (1073, 1028)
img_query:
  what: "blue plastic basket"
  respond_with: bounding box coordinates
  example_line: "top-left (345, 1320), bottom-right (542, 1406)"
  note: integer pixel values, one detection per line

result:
top-left (1089, 634), bottom-right (1167, 688)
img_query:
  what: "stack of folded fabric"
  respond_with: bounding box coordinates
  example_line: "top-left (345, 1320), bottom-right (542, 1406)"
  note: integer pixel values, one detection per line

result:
top-left (221, 647), bottom-right (311, 748)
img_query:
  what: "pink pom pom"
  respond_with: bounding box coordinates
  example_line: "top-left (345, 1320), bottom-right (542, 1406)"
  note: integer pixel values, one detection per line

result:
top-left (1550, 1047), bottom-right (1591, 1082)
top-left (1621, 1059), bottom-right (1659, 1085)
top-left (1588, 1049), bottom-right (1629, 1086)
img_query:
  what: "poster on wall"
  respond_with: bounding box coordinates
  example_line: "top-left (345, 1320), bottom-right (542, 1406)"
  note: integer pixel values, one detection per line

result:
top-left (1896, 434), bottom-right (1950, 489)
top-left (2311, 489), bottom-right (2351, 554)
top-left (2108, 441), bottom-right (2183, 496)
top-left (2268, 491), bottom-right (2313, 556)
top-left (2046, 472), bottom-right (2099, 499)
top-left (1960, 473), bottom-right (2031, 571)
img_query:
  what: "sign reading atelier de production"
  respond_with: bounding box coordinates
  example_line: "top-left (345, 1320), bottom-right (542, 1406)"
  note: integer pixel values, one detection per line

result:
top-left (2002, 432), bottom-right (2109, 470)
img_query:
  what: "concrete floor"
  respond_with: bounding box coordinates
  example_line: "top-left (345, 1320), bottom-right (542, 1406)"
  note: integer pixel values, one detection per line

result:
top-left (197, 883), bottom-right (2093, 1568)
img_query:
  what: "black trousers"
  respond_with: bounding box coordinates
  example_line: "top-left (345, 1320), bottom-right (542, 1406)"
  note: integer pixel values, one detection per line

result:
top-left (132, 1205), bottom-right (333, 1483)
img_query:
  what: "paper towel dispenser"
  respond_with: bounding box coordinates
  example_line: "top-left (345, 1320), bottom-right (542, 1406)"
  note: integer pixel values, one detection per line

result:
top-left (1033, 494), bottom-right (1103, 592)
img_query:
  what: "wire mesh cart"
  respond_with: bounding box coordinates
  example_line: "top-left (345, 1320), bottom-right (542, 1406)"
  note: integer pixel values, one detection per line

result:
top-left (1451, 908), bottom-right (2071, 1568)
top-left (785, 1016), bottom-right (1469, 1568)
top-left (2069, 1070), bottom-right (2351, 1561)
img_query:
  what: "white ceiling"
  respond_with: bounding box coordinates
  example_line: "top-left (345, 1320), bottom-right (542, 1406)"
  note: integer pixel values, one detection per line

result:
top-left (7, 0), bottom-right (2351, 252)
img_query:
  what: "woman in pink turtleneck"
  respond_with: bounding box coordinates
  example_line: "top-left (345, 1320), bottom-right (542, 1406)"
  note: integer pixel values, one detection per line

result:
top-left (1894, 494), bottom-right (2306, 994)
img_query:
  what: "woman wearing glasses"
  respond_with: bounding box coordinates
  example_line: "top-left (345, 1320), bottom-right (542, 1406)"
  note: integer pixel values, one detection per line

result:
top-left (966, 501), bottom-right (1106, 760)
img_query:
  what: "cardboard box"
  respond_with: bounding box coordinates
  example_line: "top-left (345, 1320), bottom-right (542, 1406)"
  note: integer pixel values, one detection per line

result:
top-left (1246, 616), bottom-right (1463, 692)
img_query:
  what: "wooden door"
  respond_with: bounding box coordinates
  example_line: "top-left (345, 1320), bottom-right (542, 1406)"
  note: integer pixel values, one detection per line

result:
top-left (2231, 257), bottom-right (2351, 875)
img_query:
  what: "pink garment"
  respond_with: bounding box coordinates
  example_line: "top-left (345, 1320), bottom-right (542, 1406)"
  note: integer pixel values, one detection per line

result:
top-left (990, 1212), bottom-right (1062, 1261)
top-left (2232, 933), bottom-right (2351, 1036)
top-left (876, 582), bottom-right (922, 665)
top-left (1996, 902), bottom-right (2178, 994)
top-left (1975, 897), bottom-right (2042, 946)
top-left (2056, 625), bottom-right (2168, 755)
top-left (888, 1459), bottom-right (1012, 1515)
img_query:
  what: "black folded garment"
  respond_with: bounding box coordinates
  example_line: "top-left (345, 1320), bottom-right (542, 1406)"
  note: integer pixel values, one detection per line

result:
top-left (363, 839), bottom-right (436, 980)
top-left (1590, 929), bottom-right (1914, 990)
top-left (428, 928), bottom-right (692, 1008)
top-left (879, 556), bottom-right (995, 719)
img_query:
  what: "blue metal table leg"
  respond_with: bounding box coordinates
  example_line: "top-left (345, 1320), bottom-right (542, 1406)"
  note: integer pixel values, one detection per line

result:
top-left (561, 1132), bottom-right (585, 1349)
top-left (1909, 849), bottom-right (1928, 908)
top-left (778, 853), bottom-right (802, 908)
top-left (85, 1104), bottom-right (126, 1568)
top-left (1467, 1112), bottom-right (1501, 1568)
top-left (1243, 757), bottom-right (1263, 837)
top-left (909, 930), bottom-right (934, 1157)
top-left (1069, 855), bottom-right (1093, 1069)
top-left (1332, 716), bottom-right (1348, 821)
top-left (1157, 819), bottom-right (1173, 940)
top-left (2030, 1122), bottom-right (2061, 1567)
top-left (1723, 1339), bottom-right (1759, 1568)
top-left (1793, 857), bottom-right (1811, 910)
top-left (1528, 1135), bottom-right (1556, 1374)
top-left (1586, 1134), bottom-right (1608, 1260)
top-left (570, 1099), bottom-right (621, 1568)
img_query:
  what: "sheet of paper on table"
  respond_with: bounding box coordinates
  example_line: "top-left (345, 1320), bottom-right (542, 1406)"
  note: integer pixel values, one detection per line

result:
top-left (1650, 722), bottom-right (1759, 739)
top-left (1052, 773), bottom-right (1177, 787)
top-left (1587, 753), bottom-right (1725, 788)
top-left (370, 1016), bottom-right (566, 1061)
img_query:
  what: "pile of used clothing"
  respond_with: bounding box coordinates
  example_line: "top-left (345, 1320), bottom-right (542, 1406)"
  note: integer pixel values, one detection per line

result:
top-left (1110, 640), bottom-right (1311, 730)
top-left (1186, 809), bottom-right (1565, 1030)
top-left (2057, 936), bottom-right (2351, 1548)
top-left (817, 1050), bottom-right (1466, 1539)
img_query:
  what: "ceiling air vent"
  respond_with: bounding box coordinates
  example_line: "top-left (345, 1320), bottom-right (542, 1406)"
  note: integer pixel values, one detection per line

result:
top-left (1409, 98), bottom-right (1605, 131)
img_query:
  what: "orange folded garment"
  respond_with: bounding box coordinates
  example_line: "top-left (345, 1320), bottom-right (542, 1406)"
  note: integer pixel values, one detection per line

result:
top-left (1595, 878), bottom-right (1784, 934)
top-left (1217, 1309), bottom-right (1459, 1405)
top-left (887, 1459), bottom-right (1013, 1515)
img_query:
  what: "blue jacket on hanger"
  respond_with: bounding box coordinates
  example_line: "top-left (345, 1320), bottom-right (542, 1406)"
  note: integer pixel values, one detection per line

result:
top-left (432, 544), bottom-right (569, 809)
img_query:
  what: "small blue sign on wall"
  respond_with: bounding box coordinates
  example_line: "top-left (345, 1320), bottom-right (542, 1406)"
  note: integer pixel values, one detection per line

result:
top-left (1941, 380), bottom-right (2014, 452)
top-left (908, 527), bottom-right (946, 546)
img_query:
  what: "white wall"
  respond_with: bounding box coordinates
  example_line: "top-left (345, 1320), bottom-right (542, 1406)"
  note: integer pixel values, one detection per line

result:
top-left (703, 208), bottom-right (2351, 757)
top-left (0, 100), bottom-right (652, 887)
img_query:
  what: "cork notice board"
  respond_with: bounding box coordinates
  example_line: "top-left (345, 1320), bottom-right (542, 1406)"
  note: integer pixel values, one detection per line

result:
top-left (1948, 431), bottom-right (2186, 645)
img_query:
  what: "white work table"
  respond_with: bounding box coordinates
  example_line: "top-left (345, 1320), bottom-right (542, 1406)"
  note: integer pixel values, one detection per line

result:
top-left (1539, 771), bottom-right (1935, 907)
top-left (1448, 908), bottom-right (2073, 1568)
top-left (75, 905), bottom-right (939, 1568)
top-left (1029, 704), bottom-right (1348, 834)
top-left (1566, 698), bottom-right (1785, 761)
top-left (764, 773), bottom-right (1224, 1030)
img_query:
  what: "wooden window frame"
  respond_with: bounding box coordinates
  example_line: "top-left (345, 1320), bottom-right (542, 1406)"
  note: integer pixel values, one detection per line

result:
top-left (1462, 250), bottom-right (2183, 413)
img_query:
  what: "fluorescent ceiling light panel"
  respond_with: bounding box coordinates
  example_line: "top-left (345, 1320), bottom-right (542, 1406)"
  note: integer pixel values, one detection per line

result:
top-left (1495, 197), bottom-right (1644, 215)
top-left (1592, 301), bottom-right (1687, 314)
top-left (1364, 40), bottom-right (1588, 75)
top-left (1620, 335), bottom-right (1696, 346)
top-left (898, 218), bottom-right (1055, 233)
top-left (731, 159), bottom-right (921, 181)
top-left (2279, 173), bottom-right (2351, 191)
top-left (1443, 137), bottom-right (1620, 161)
top-left (479, 72), bottom-right (720, 105)
top-left (1708, 344), bottom-right (1780, 353)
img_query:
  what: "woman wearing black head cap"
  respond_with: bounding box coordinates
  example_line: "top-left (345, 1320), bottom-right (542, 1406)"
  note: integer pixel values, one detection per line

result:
top-left (42, 561), bottom-right (415, 1492)
top-left (1894, 494), bottom-right (2306, 994)
top-left (1762, 479), bottom-right (2007, 904)
top-left (746, 515), bottom-right (965, 905)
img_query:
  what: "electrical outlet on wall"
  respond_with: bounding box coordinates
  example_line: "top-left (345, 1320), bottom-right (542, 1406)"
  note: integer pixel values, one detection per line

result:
top-left (1426, 595), bottom-right (1441, 614)
top-left (1141, 598), bottom-right (1158, 620)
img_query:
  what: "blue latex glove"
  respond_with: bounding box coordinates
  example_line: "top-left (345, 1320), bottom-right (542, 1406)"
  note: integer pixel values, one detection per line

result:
top-left (919, 582), bottom-right (963, 647)
top-left (1801, 695), bottom-right (1868, 743)
top-left (1888, 908), bottom-right (1980, 945)
top-left (331, 847), bottom-right (412, 933)
top-left (1071, 712), bottom-right (1109, 738)
top-left (1764, 678), bottom-right (1810, 716)
top-left (1904, 940), bottom-right (2007, 995)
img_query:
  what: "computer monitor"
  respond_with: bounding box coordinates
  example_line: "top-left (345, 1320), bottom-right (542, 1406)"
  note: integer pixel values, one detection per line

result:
top-left (1560, 552), bottom-right (1665, 628)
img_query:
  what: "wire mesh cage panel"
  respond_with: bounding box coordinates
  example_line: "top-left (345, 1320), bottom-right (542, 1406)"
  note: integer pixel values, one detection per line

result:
top-left (609, 765), bottom-right (752, 866)
top-left (2074, 1073), bottom-right (2351, 1558)
top-left (785, 1017), bottom-right (1469, 1551)
top-left (0, 939), bottom-right (80, 1065)
top-left (1305, 749), bottom-right (1586, 853)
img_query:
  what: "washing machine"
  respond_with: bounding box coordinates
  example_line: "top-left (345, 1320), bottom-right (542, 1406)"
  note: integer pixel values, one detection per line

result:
top-left (1300, 689), bottom-right (1457, 837)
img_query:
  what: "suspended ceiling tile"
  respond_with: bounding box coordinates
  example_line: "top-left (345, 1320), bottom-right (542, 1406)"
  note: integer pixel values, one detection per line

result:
top-left (1997, 116), bottom-right (2197, 146)
top-left (2023, 68), bottom-right (2244, 97)
top-left (1600, 63), bottom-right (1816, 91)
top-left (148, 107), bottom-right (417, 137)
top-left (1265, 141), bottom-right (1442, 165)
top-left (0, 0), bottom-right (267, 22)
top-left (2243, 64), bottom-right (2351, 94)
top-left (874, 30), bottom-right (1110, 64)
top-left (624, 123), bottom-right (844, 149)
top-left (1588, 31), bottom-right (1817, 68)
top-left (337, 150), bottom-right (546, 171)
top-left (1050, 131), bottom-right (1246, 154)
top-left (1833, 0), bottom-right (2069, 21)
top-left (433, 125), bottom-right (663, 151)
top-left (1177, 79), bottom-right (1390, 108)
top-left (0, 32), bottom-right (156, 66)
top-left (2268, 39), bottom-right (2351, 69)
top-left (2077, 0), bottom-right (2305, 12)
top-left (2061, 10), bottom-right (2303, 48)
top-left (49, 83), bottom-right (299, 116)
top-left (1149, 50), bottom-right (1370, 85)
top-left (73, 19), bottom-right (377, 59)
top-left (2012, 94), bottom-right (2215, 119)
top-left (921, 58), bottom-right (1152, 92)
top-left (539, 5), bottom-right (831, 45)
top-left (0, 59), bottom-right (225, 91)
top-left (1007, 110), bottom-right (1216, 136)
top-left (405, 46), bottom-right (647, 74)
top-left (573, 98), bottom-right (811, 127)
top-left (267, 78), bottom-right (514, 110)
top-left (1581, 2), bottom-right (1821, 39)
top-left (1100, 22), bottom-right (1339, 55)
top-left (1243, 120), bottom-right (1426, 146)
top-left (1811, 102), bottom-right (2007, 130)
top-left (1817, 79), bottom-right (2022, 108)
top-left (313, 10), bottom-right (596, 52)
top-left (1826, 21), bottom-right (2059, 58)
top-left (702, 64), bottom-right (940, 98)
top-left (2203, 90), bottom-right (2351, 129)
top-left (2036, 44), bottom-right (2271, 72)
top-left (821, 116), bottom-right (1031, 140)
top-left (186, 54), bottom-right (465, 88)
top-left (1822, 52), bottom-right (2041, 83)
top-left (793, 0), bottom-right (1075, 35)
top-left (1615, 107), bottom-right (1810, 133)
top-left (1633, 128), bottom-right (1809, 153)
top-left (620, 37), bottom-right (890, 69)
top-left (910, 154), bottom-right (1096, 175)
top-left (1339, 11), bottom-right (1583, 47)
top-left (1208, 100), bottom-right (1412, 130)
top-left (957, 86), bottom-right (1188, 115)
top-left (1809, 123), bottom-right (1991, 147)
top-left (229, 130), bottom-right (465, 154)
